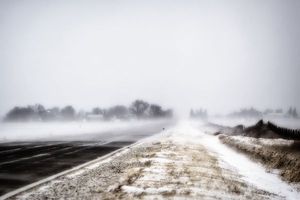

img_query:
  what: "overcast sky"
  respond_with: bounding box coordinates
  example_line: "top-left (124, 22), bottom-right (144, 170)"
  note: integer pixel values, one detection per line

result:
top-left (0, 0), bottom-right (299, 116)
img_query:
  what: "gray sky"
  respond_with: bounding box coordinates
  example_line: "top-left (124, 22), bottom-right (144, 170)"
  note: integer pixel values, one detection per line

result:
top-left (0, 0), bottom-right (299, 116)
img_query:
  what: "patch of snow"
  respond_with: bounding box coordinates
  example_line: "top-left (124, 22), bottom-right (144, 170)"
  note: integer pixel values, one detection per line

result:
top-left (122, 185), bottom-right (175, 195)
top-left (66, 169), bottom-right (86, 178)
top-left (121, 185), bottom-right (144, 195)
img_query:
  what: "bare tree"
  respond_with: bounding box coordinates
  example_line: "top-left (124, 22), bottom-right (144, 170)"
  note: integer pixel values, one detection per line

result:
top-left (92, 107), bottom-right (103, 115)
top-left (149, 104), bottom-right (163, 117)
top-left (130, 100), bottom-right (149, 118)
top-left (105, 105), bottom-right (129, 119)
top-left (61, 105), bottom-right (76, 120)
top-left (4, 106), bottom-right (35, 121)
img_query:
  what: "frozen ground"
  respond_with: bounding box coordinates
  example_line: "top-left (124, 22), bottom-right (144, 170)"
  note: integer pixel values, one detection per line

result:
top-left (5, 121), bottom-right (300, 200)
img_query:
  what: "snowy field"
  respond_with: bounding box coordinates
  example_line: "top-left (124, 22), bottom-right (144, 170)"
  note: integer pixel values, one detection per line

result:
top-left (0, 119), bottom-right (172, 142)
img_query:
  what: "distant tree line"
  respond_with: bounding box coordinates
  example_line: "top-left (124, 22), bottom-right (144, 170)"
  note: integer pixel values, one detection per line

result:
top-left (189, 107), bottom-right (299, 119)
top-left (287, 107), bottom-right (298, 118)
top-left (190, 108), bottom-right (208, 119)
top-left (228, 107), bottom-right (298, 119)
top-left (228, 107), bottom-right (263, 118)
top-left (3, 100), bottom-right (173, 122)
top-left (263, 108), bottom-right (283, 115)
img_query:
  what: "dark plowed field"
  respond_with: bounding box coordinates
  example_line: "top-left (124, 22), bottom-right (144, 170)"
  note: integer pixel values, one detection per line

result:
top-left (0, 141), bottom-right (133, 195)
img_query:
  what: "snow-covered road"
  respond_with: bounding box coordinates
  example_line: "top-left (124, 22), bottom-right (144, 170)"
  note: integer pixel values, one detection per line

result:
top-left (6, 121), bottom-right (300, 200)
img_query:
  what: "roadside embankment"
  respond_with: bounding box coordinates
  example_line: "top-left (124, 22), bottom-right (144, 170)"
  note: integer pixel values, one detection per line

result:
top-left (219, 135), bottom-right (300, 183)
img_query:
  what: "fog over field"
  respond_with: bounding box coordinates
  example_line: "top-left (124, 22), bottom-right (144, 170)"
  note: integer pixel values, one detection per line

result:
top-left (1, 1), bottom-right (300, 199)
top-left (0, 120), bottom-right (172, 142)
top-left (0, 0), bottom-right (300, 117)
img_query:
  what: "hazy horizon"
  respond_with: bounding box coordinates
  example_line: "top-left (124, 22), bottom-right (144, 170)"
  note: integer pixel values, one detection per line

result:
top-left (1, 0), bottom-right (300, 116)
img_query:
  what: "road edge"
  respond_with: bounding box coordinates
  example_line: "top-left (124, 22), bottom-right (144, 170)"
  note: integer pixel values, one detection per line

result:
top-left (0, 141), bottom-right (144, 200)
